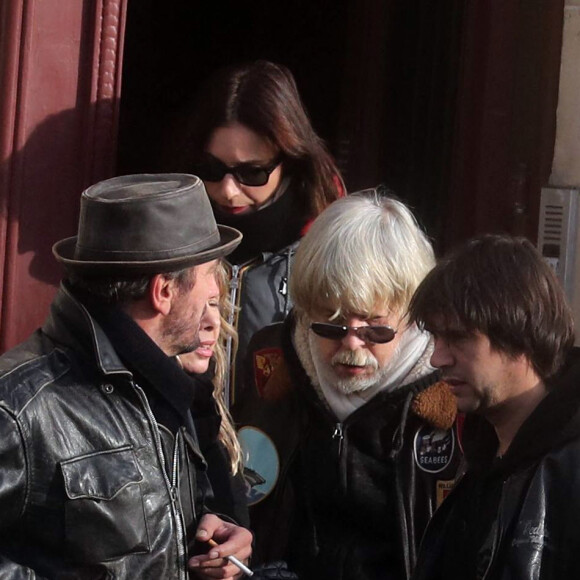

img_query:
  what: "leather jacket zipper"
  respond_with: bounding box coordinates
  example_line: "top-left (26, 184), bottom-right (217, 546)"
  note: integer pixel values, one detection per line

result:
top-left (132, 381), bottom-right (187, 580)
top-left (332, 421), bottom-right (349, 493)
top-left (279, 247), bottom-right (293, 316)
top-left (171, 433), bottom-right (188, 569)
top-left (333, 423), bottom-right (344, 457)
top-left (225, 260), bottom-right (256, 406)
top-left (278, 276), bottom-right (288, 297)
top-left (224, 264), bottom-right (241, 408)
top-left (228, 264), bottom-right (241, 320)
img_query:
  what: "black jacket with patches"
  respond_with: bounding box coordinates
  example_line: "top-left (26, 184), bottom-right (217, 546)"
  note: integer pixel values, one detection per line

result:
top-left (412, 347), bottom-right (580, 580)
top-left (234, 316), bottom-right (462, 580)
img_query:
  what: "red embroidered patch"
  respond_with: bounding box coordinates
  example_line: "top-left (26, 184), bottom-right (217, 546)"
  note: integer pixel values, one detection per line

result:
top-left (436, 479), bottom-right (456, 507)
top-left (253, 348), bottom-right (284, 397)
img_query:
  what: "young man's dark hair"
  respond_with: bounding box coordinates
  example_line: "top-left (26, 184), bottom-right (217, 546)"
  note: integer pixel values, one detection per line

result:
top-left (409, 234), bottom-right (575, 380)
top-left (410, 233), bottom-right (580, 580)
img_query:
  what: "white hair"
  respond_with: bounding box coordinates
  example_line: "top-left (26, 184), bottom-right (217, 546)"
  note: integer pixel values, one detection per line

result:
top-left (290, 190), bottom-right (435, 318)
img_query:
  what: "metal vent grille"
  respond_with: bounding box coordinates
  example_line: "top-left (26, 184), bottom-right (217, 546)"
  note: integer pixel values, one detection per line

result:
top-left (538, 188), bottom-right (579, 301)
top-left (541, 204), bottom-right (564, 257)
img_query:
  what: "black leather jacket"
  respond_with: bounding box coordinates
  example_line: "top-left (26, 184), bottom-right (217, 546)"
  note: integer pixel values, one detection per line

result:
top-left (412, 348), bottom-right (580, 580)
top-left (0, 285), bottom-right (208, 578)
top-left (234, 317), bottom-right (462, 580)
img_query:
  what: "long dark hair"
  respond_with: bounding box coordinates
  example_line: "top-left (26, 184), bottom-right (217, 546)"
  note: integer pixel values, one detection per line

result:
top-left (182, 60), bottom-right (343, 216)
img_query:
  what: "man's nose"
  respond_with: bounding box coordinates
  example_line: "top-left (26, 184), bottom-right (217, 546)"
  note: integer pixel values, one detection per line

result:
top-left (430, 337), bottom-right (453, 368)
top-left (341, 328), bottom-right (366, 349)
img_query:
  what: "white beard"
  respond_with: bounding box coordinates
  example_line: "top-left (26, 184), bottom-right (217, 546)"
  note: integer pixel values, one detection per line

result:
top-left (293, 316), bottom-right (433, 421)
top-left (308, 332), bottom-right (401, 395)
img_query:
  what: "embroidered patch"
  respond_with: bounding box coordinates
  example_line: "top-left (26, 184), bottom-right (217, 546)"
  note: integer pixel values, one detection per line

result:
top-left (413, 425), bottom-right (455, 473)
top-left (238, 427), bottom-right (280, 506)
top-left (253, 348), bottom-right (283, 397)
top-left (436, 479), bottom-right (456, 507)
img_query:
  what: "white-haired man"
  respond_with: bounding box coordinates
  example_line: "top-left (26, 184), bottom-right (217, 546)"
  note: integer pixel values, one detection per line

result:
top-left (234, 189), bottom-right (462, 580)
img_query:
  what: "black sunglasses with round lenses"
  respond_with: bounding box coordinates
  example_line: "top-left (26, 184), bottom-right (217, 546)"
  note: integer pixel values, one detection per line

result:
top-left (310, 322), bottom-right (397, 344)
top-left (193, 156), bottom-right (282, 187)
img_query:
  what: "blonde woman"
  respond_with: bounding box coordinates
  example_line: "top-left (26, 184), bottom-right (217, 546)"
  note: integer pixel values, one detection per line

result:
top-left (179, 262), bottom-right (247, 525)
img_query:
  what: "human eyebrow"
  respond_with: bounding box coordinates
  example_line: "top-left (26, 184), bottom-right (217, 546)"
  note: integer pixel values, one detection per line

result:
top-left (429, 327), bottom-right (471, 342)
top-left (240, 159), bottom-right (277, 167)
top-left (368, 314), bottom-right (390, 323)
top-left (207, 262), bottom-right (220, 276)
top-left (205, 152), bottom-right (276, 167)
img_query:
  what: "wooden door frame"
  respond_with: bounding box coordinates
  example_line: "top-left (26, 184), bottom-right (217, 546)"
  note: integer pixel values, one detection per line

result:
top-left (0, 0), bottom-right (127, 351)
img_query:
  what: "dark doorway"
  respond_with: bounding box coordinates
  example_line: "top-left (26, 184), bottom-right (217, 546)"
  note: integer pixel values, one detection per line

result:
top-left (117, 1), bottom-right (565, 252)
top-left (117, 0), bottom-right (348, 173)
top-left (117, 0), bottom-right (465, 248)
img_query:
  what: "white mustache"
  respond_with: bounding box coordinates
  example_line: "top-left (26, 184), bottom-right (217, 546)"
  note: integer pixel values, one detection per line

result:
top-left (331, 349), bottom-right (378, 369)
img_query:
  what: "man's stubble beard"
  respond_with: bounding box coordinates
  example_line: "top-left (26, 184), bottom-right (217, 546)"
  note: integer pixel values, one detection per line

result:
top-left (161, 305), bottom-right (201, 357)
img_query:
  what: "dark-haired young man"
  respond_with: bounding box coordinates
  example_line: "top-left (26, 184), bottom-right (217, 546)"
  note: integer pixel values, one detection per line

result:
top-left (409, 234), bottom-right (580, 580)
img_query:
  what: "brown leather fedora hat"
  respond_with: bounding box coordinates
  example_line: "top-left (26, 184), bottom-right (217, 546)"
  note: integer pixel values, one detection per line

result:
top-left (53, 174), bottom-right (242, 274)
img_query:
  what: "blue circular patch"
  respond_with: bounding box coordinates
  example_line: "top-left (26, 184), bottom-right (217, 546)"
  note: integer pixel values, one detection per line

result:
top-left (238, 427), bottom-right (280, 506)
top-left (413, 425), bottom-right (455, 474)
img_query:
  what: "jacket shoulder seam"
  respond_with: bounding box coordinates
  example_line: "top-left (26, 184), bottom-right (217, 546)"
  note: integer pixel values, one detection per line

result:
top-left (0, 349), bottom-right (72, 417)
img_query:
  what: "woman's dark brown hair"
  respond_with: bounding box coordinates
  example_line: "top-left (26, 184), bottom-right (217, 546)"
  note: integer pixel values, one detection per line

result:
top-left (408, 234), bottom-right (575, 380)
top-left (181, 60), bottom-right (343, 216)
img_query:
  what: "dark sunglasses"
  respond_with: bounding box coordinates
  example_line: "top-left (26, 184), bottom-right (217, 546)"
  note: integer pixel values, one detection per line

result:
top-left (193, 156), bottom-right (282, 187)
top-left (310, 322), bottom-right (397, 344)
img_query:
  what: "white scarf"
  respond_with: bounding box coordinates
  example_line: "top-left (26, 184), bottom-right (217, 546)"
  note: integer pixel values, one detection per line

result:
top-left (293, 318), bottom-right (434, 421)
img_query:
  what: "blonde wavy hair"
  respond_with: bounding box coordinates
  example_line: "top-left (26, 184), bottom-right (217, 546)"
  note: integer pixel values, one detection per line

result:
top-left (213, 262), bottom-right (243, 474)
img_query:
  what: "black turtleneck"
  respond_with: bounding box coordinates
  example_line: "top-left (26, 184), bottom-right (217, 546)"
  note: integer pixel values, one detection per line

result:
top-left (76, 293), bottom-right (219, 443)
top-left (213, 180), bottom-right (310, 265)
top-left (69, 289), bottom-right (250, 524)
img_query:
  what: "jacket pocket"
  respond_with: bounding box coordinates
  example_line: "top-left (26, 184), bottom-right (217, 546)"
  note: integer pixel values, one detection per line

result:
top-left (61, 445), bottom-right (150, 563)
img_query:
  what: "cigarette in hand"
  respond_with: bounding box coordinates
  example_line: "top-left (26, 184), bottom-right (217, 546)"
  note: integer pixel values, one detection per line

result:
top-left (207, 538), bottom-right (254, 577)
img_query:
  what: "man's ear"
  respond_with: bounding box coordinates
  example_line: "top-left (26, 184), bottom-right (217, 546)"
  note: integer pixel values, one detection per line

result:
top-left (149, 273), bottom-right (177, 316)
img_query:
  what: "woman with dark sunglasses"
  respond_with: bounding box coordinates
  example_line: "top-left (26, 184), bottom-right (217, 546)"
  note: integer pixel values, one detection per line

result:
top-left (178, 60), bottom-right (344, 407)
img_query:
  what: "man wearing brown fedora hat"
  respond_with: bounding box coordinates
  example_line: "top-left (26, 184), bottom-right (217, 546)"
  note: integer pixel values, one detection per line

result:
top-left (0, 174), bottom-right (253, 579)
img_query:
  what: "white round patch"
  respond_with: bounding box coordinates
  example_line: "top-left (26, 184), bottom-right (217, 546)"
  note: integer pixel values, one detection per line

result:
top-left (413, 425), bottom-right (455, 474)
top-left (238, 426), bottom-right (280, 506)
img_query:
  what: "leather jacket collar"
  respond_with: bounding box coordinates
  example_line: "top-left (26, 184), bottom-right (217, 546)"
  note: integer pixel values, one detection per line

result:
top-left (42, 283), bottom-right (131, 377)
